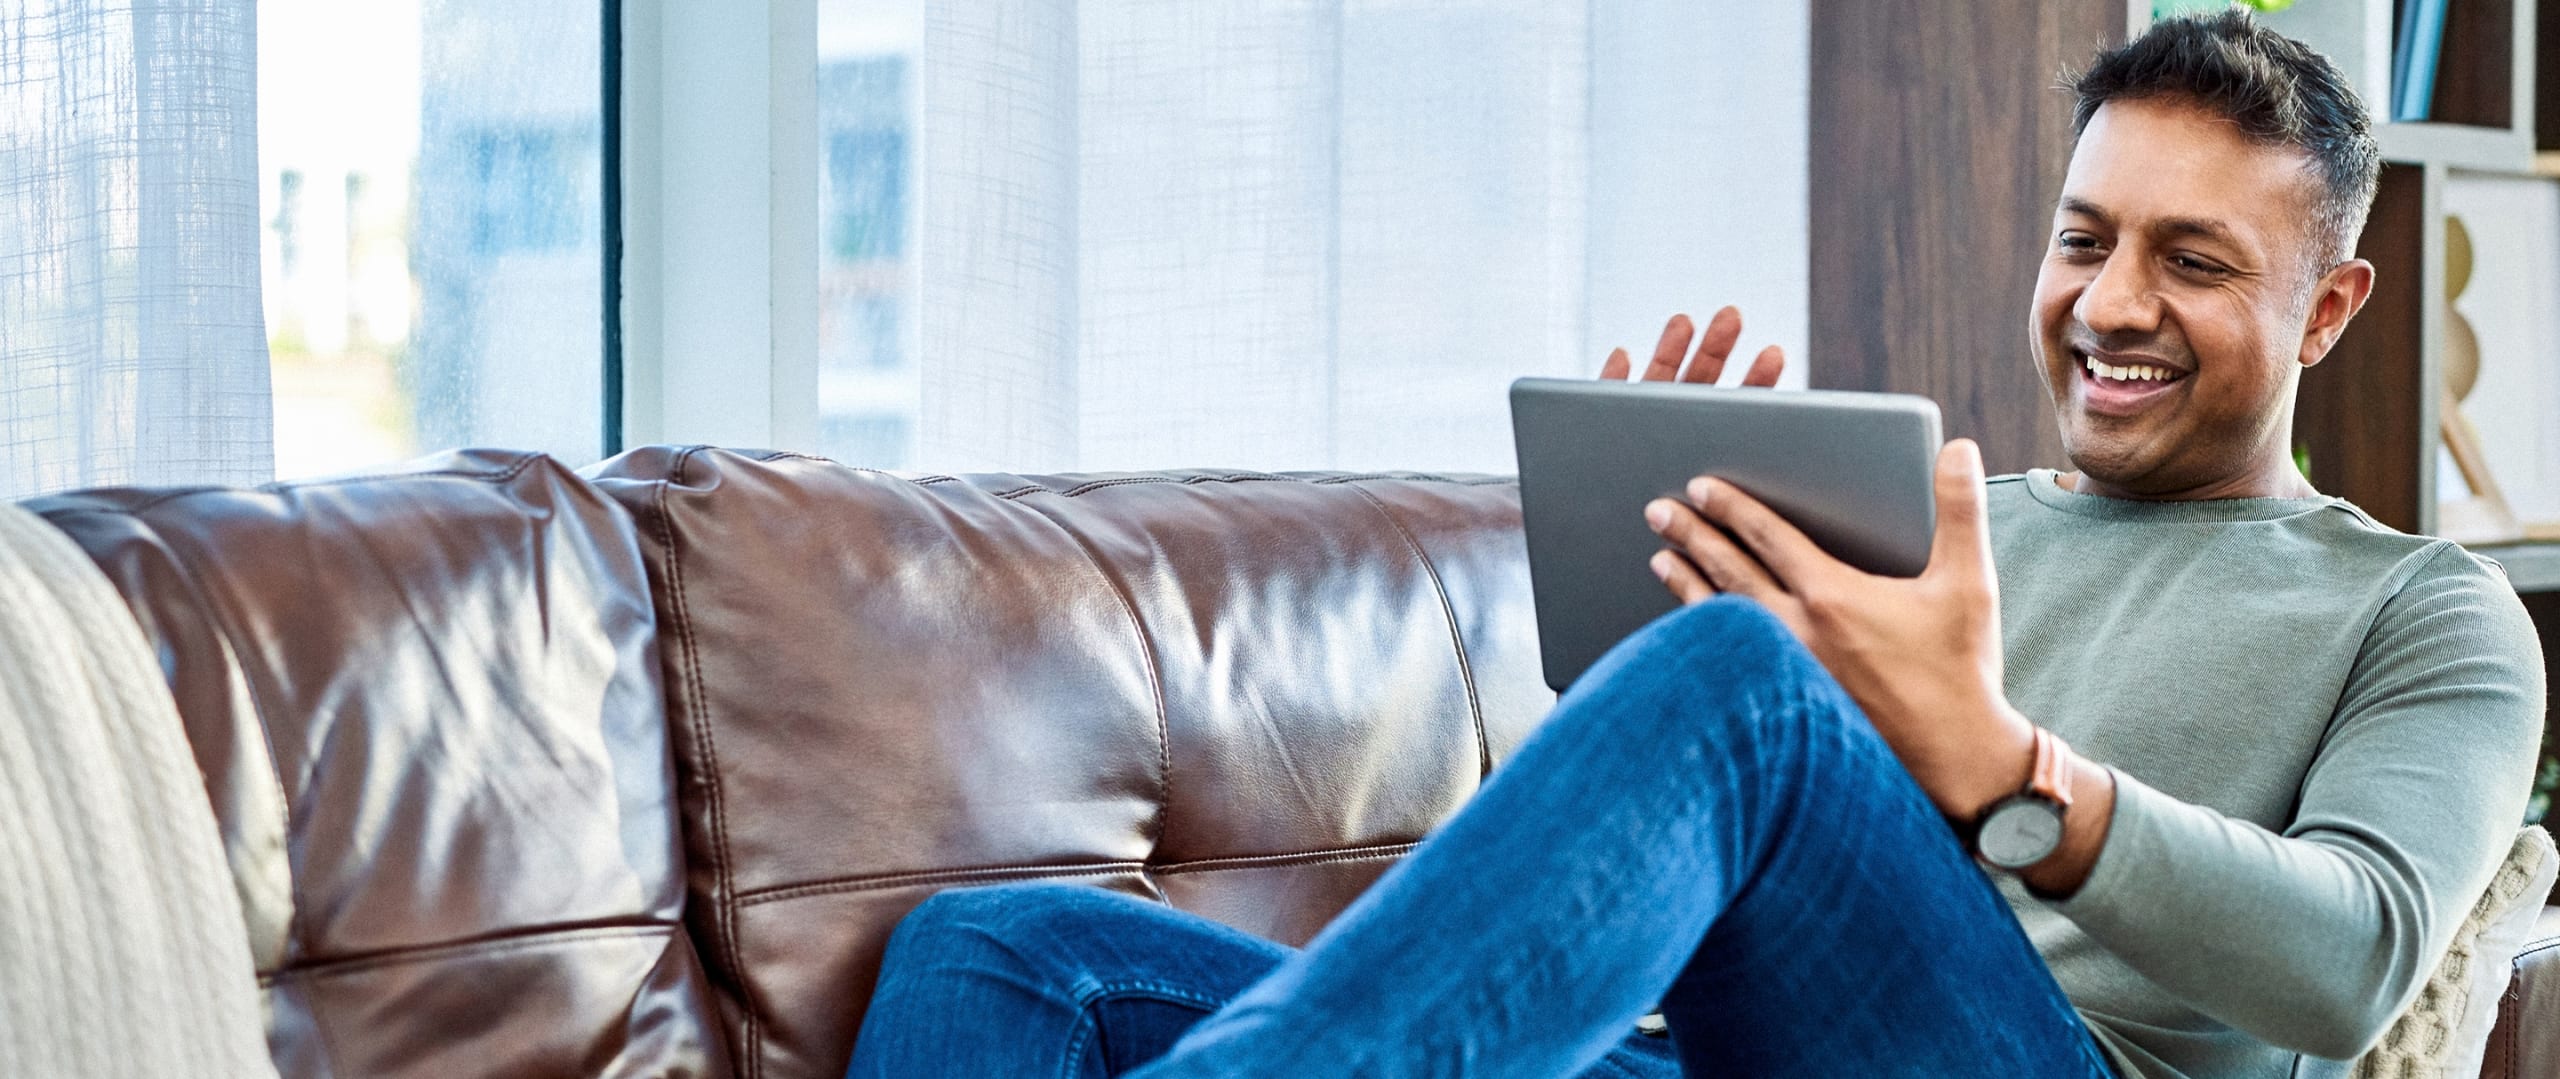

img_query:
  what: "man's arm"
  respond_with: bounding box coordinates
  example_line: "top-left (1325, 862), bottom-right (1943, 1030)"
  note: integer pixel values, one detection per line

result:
top-left (1644, 457), bottom-right (2545, 1058)
top-left (2041, 550), bottom-right (2542, 1057)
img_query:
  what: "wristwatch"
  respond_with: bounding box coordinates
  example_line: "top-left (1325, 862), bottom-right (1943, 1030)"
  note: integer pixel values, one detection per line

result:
top-left (1970, 727), bottom-right (2075, 871)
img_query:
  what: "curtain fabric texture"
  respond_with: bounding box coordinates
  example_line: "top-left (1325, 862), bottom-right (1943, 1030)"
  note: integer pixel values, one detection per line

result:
top-left (916, 0), bottom-right (1594, 474)
top-left (911, 0), bottom-right (1808, 475)
top-left (0, 0), bottom-right (273, 498)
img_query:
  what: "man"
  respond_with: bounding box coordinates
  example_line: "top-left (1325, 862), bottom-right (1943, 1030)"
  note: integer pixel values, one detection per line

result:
top-left (843, 13), bottom-right (2546, 1078)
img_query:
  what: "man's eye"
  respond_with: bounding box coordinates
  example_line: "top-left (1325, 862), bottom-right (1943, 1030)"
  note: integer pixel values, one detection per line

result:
top-left (2056, 233), bottom-right (2100, 252)
top-left (2170, 254), bottom-right (2227, 276)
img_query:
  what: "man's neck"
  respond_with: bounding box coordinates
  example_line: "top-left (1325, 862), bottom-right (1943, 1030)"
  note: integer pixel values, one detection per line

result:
top-left (2055, 461), bottom-right (2319, 502)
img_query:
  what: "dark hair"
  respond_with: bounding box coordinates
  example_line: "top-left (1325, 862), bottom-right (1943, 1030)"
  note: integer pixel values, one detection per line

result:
top-left (2070, 9), bottom-right (2380, 268)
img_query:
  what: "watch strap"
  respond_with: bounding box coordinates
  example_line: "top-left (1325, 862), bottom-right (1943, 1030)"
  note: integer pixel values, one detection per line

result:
top-left (2028, 726), bottom-right (2075, 810)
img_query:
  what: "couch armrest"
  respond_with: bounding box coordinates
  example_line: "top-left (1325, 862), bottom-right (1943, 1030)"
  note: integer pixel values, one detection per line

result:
top-left (2482, 906), bottom-right (2560, 1079)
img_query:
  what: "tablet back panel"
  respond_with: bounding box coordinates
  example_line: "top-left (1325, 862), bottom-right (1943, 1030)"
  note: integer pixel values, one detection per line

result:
top-left (1510, 379), bottom-right (1941, 691)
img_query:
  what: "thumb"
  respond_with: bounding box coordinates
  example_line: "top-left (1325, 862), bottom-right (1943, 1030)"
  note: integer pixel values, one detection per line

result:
top-left (1926, 439), bottom-right (1994, 581)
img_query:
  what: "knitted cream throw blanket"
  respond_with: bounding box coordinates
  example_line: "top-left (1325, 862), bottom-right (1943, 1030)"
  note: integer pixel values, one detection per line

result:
top-left (0, 503), bottom-right (276, 1078)
top-left (2353, 825), bottom-right (2555, 1078)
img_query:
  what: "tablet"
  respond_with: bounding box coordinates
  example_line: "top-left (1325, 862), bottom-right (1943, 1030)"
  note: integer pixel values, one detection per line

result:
top-left (1509, 378), bottom-right (1942, 691)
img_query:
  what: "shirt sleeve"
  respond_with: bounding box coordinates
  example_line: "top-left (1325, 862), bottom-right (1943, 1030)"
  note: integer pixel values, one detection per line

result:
top-left (2049, 543), bottom-right (2546, 1060)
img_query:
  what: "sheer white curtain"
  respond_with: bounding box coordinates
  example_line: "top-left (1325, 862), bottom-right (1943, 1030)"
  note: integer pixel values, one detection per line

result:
top-left (913, 0), bottom-right (1807, 475)
top-left (0, 0), bottom-right (273, 497)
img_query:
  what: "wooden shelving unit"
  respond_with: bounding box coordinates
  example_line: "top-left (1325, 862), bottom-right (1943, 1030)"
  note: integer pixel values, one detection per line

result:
top-left (2252, 0), bottom-right (2560, 597)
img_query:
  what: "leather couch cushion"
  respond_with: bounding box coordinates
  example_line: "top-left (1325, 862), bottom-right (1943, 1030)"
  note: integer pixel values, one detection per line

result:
top-left (586, 447), bottom-right (1553, 1079)
top-left (27, 450), bottom-right (728, 1079)
top-left (2485, 907), bottom-right (2560, 1079)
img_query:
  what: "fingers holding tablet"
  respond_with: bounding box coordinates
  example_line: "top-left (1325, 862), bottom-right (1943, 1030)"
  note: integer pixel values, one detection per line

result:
top-left (1642, 494), bottom-right (1799, 632)
top-left (1684, 476), bottom-right (1846, 597)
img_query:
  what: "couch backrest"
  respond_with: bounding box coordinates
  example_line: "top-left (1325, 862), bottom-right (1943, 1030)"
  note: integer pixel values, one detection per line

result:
top-left (585, 447), bottom-right (1554, 1079)
top-left (26, 451), bottom-right (728, 1078)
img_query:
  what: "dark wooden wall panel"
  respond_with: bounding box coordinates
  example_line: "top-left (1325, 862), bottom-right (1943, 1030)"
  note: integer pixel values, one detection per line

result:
top-left (2432, 0), bottom-right (2515, 130)
top-left (1808, 0), bottom-right (2120, 476)
top-left (2295, 163), bottom-right (2426, 533)
top-left (2541, 0), bottom-right (2560, 151)
top-left (2521, 590), bottom-right (2559, 884)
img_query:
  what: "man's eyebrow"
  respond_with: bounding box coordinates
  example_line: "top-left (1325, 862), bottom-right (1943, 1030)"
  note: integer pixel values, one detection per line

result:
top-left (2059, 197), bottom-right (2243, 248)
top-left (2151, 216), bottom-right (2242, 247)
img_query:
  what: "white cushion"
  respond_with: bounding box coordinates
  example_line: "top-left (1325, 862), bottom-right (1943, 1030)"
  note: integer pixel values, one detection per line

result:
top-left (2352, 826), bottom-right (2556, 1079)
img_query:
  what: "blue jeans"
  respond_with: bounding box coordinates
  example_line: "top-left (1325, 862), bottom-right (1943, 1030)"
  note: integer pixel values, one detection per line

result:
top-left (847, 598), bottom-right (2119, 1078)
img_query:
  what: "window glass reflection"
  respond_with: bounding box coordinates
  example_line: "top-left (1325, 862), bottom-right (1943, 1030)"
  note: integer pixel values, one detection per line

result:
top-left (258, 0), bottom-right (602, 479)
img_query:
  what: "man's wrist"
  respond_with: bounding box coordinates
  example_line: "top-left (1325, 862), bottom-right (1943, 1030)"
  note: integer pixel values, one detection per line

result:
top-left (1929, 702), bottom-right (2039, 821)
top-left (2013, 754), bottom-right (2117, 898)
top-left (1934, 710), bottom-right (2117, 899)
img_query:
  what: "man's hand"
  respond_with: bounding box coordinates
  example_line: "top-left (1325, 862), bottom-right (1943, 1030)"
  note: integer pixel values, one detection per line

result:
top-left (1599, 307), bottom-right (1786, 387)
top-left (1643, 439), bottom-right (2026, 815)
top-left (1640, 440), bottom-right (2117, 894)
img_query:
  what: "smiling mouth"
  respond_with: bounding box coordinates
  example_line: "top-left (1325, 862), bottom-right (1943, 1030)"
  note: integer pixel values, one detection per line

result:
top-left (2079, 352), bottom-right (2184, 383)
top-left (2071, 349), bottom-right (2188, 414)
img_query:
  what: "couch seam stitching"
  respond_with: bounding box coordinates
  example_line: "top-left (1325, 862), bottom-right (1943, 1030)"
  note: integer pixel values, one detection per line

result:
top-left (731, 842), bottom-right (1422, 907)
top-left (1151, 841), bottom-right (1418, 876)
top-left (737, 862), bottom-right (1148, 906)
top-left (673, 467), bottom-right (1509, 502)
top-left (655, 446), bottom-right (756, 1079)
top-left (257, 924), bottom-right (675, 983)
top-left (2500, 969), bottom-right (2521, 1075)
top-left (43, 455), bottom-right (545, 517)
top-left (719, 451), bottom-right (1508, 493)
top-left (1007, 493), bottom-right (1175, 855)
top-left (1342, 482), bottom-right (1490, 776)
top-left (747, 451), bottom-right (963, 486)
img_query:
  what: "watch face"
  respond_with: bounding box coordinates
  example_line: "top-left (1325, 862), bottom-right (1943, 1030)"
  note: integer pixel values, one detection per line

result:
top-left (1978, 798), bottom-right (2065, 869)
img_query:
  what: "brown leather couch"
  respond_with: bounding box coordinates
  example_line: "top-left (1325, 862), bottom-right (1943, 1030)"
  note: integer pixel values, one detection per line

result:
top-left (21, 445), bottom-right (2559, 1078)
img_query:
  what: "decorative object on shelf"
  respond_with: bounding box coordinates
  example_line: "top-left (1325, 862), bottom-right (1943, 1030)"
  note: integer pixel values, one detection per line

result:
top-left (2435, 214), bottom-right (2527, 544)
top-left (2389, 0), bottom-right (2449, 122)
top-left (2440, 176), bottom-right (2560, 543)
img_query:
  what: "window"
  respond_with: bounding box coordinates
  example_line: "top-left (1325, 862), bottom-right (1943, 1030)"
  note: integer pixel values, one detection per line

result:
top-left (258, 0), bottom-right (608, 480)
top-left (254, 0), bottom-right (1814, 480)
top-left (815, 6), bottom-right (920, 468)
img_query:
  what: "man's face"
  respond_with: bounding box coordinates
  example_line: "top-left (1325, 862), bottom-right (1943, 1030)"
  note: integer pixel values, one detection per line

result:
top-left (2030, 97), bottom-right (2334, 495)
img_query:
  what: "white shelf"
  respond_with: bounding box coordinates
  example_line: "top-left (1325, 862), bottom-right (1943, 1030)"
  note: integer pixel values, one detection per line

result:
top-left (2471, 541), bottom-right (2560, 593)
top-left (2381, 123), bottom-right (2536, 173)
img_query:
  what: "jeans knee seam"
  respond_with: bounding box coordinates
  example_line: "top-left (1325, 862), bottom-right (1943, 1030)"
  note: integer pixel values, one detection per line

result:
top-left (1083, 979), bottom-right (1232, 1011)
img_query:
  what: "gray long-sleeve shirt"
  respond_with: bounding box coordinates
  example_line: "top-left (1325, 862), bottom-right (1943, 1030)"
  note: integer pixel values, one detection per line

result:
top-left (1989, 470), bottom-right (2546, 1078)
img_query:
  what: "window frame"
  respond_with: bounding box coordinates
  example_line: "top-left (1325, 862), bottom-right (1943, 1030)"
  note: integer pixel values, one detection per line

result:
top-left (612, 0), bottom-right (823, 454)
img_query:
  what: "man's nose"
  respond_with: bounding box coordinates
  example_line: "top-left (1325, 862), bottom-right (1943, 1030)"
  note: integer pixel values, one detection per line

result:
top-left (2074, 251), bottom-right (2163, 337)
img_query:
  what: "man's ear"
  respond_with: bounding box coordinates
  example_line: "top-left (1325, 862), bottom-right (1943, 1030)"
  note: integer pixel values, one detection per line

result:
top-left (2298, 258), bottom-right (2375, 370)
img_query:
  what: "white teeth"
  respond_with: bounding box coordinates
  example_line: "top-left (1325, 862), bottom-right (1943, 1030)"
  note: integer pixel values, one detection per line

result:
top-left (2082, 355), bottom-right (2173, 383)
